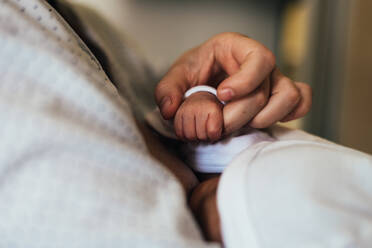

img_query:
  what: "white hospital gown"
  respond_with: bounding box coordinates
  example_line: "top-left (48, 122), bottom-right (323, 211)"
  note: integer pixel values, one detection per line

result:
top-left (0, 1), bottom-right (216, 247)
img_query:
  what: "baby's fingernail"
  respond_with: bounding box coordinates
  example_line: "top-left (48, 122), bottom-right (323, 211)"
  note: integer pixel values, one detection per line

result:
top-left (219, 88), bottom-right (234, 101)
top-left (160, 96), bottom-right (171, 110)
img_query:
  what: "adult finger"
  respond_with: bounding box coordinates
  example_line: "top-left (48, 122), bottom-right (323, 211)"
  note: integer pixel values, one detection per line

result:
top-left (214, 33), bottom-right (276, 102)
top-left (223, 77), bottom-right (270, 134)
top-left (281, 82), bottom-right (312, 122)
top-left (155, 64), bottom-right (190, 120)
top-left (249, 68), bottom-right (302, 128)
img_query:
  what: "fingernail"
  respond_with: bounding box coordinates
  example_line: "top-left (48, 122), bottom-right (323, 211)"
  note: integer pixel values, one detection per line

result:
top-left (219, 88), bottom-right (234, 101)
top-left (160, 96), bottom-right (171, 110)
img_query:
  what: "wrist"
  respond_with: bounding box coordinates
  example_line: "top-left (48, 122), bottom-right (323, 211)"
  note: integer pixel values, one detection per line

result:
top-left (184, 85), bottom-right (225, 105)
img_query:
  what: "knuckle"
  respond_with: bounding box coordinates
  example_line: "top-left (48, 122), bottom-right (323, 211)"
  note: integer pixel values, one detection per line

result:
top-left (298, 82), bottom-right (312, 94)
top-left (255, 92), bottom-right (268, 109)
top-left (299, 81), bottom-right (312, 93)
top-left (216, 32), bottom-right (240, 40)
top-left (184, 109), bottom-right (196, 120)
top-left (254, 46), bottom-right (276, 69)
top-left (265, 50), bottom-right (276, 68)
top-left (212, 32), bottom-right (246, 50)
top-left (250, 119), bottom-right (269, 129)
top-left (208, 104), bottom-right (222, 116)
top-left (208, 121), bottom-right (219, 133)
top-left (295, 82), bottom-right (312, 113)
top-left (286, 86), bottom-right (301, 105)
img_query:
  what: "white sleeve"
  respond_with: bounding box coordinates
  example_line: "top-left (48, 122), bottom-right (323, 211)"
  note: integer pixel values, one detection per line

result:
top-left (218, 126), bottom-right (372, 248)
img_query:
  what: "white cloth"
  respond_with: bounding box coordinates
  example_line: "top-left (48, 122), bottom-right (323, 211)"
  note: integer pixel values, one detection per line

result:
top-left (218, 125), bottom-right (372, 248)
top-left (145, 108), bottom-right (274, 173)
top-left (0, 1), bottom-right (215, 247)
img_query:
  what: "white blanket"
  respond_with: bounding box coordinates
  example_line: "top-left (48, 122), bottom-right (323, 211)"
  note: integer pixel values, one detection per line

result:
top-left (0, 1), bottom-right (216, 247)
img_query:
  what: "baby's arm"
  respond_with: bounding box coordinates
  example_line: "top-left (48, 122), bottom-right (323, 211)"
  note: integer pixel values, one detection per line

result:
top-left (174, 91), bottom-right (223, 141)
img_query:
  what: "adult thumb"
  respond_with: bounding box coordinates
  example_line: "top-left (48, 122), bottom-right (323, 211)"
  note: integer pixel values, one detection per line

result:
top-left (155, 66), bottom-right (189, 120)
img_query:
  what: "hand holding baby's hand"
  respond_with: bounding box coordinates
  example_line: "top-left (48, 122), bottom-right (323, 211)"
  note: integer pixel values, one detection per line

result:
top-left (156, 33), bottom-right (312, 135)
top-left (174, 92), bottom-right (223, 141)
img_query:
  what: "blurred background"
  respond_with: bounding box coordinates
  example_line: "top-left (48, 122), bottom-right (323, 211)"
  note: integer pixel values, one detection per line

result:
top-left (67, 0), bottom-right (372, 154)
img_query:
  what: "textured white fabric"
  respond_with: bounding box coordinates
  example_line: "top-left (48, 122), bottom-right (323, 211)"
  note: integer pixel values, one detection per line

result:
top-left (181, 127), bottom-right (274, 173)
top-left (145, 108), bottom-right (274, 173)
top-left (0, 1), bottom-right (216, 247)
top-left (218, 125), bottom-right (372, 248)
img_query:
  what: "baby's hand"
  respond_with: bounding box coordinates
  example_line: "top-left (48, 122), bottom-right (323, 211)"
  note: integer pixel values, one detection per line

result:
top-left (174, 91), bottom-right (223, 141)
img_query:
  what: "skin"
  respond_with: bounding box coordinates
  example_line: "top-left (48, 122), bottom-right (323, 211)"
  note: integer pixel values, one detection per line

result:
top-left (189, 176), bottom-right (221, 242)
top-left (155, 32), bottom-right (312, 138)
top-left (174, 91), bottom-right (224, 141)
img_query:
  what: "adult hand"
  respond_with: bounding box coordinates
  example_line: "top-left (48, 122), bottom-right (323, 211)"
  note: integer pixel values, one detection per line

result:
top-left (155, 32), bottom-right (312, 135)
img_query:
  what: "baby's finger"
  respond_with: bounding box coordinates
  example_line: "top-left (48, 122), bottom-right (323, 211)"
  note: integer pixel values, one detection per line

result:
top-left (183, 112), bottom-right (198, 141)
top-left (174, 111), bottom-right (184, 140)
top-left (196, 113), bottom-right (209, 141)
top-left (207, 111), bottom-right (223, 141)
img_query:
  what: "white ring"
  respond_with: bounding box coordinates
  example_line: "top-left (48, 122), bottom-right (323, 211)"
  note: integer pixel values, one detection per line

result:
top-left (184, 85), bottom-right (225, 105)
